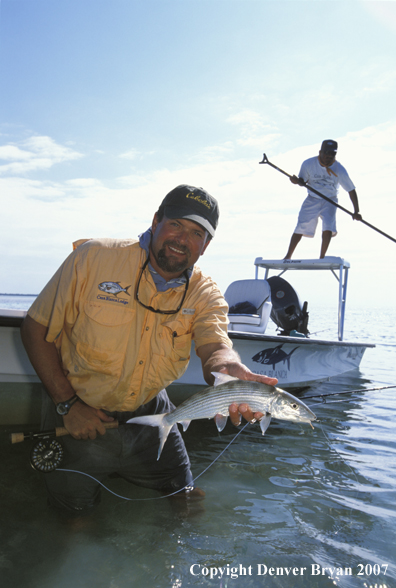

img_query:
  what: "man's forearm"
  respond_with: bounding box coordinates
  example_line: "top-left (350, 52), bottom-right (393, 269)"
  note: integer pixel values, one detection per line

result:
top-left (21, 315), bottom-right (116, 440)
top-left (349, 189), bottom-right (360, 213)
top-left (197, 341), bottom-right (278, 387)
top-left (201, 346), bottom-right (242, 385)
top-left (20, 315), bottom-right (75, 403)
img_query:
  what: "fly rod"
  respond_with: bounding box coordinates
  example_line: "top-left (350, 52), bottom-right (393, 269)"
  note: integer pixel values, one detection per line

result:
top-left (10, 420), bottom-right (119, 444)
top-left (260, 153), bottom-right (396, 245)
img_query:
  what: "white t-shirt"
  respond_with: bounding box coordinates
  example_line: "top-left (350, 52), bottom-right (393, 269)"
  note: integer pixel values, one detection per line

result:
top-left (299, 156), bottom-right (355, 201)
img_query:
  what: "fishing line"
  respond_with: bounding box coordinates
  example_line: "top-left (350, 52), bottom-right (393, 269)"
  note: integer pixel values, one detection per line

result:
top-left (23, 385), bottom-right (395, 501)
top-left (306, 383), bottom-right (395, 535)
top-left (316, 421), bottom-right (361, 536)
top-left (303, 384), bottom-right (396, 402)
top-left (56, 421), bottom-right (251, 502)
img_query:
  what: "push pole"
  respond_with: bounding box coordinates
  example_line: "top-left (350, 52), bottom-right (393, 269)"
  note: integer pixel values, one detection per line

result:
top-left (260, 153), bottom-right (396, 244)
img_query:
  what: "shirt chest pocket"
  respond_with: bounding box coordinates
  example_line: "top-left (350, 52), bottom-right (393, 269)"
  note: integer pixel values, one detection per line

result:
top-left (72, 301), bottom-right (135, 356)
top-left (160, 318), bottom-right (193, 362)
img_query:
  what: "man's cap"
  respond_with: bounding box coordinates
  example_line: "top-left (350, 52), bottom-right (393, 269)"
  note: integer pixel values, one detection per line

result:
top-left (160, 184), bottom-right (219, 237)
top-left (321, 139), bottom-right (338, 153)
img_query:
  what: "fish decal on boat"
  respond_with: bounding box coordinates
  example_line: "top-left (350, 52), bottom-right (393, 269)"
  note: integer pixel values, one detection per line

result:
top-left (252, 344), bottom-right (298, 370)
top-left (127, 372), bottom-right (316, 459)
top-left (98, 281), bottom-right (131, 297)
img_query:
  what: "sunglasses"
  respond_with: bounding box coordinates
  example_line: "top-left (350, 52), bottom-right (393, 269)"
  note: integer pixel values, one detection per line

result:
top-left (135, 258), bottom-right (189, 315)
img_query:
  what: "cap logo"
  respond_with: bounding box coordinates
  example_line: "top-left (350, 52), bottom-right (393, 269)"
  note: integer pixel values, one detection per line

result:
top-left (186, 191), bottom-right (211, 210)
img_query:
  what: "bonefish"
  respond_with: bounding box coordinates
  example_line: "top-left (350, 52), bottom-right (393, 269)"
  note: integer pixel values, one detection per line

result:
top-left (127, 373), bottom-right (316, 459)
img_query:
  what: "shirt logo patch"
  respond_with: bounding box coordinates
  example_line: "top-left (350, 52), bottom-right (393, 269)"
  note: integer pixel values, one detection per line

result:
top-left (98, 281), bottom-right (131, 297)
top-left (182, 308), bottom-right (195, 315)
top-left (97, 281), bottom-right (131, 304)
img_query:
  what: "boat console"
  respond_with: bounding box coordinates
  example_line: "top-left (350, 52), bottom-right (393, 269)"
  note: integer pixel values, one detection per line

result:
top-left (254, 257), bottom-right (350, 341)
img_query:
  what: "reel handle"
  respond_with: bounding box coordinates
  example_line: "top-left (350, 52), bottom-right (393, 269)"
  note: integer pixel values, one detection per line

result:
top-left (10, 420), bottom-right (119, 444)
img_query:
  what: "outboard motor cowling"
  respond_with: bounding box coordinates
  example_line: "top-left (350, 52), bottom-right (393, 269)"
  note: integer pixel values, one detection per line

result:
top-left (267, 275), bottom-right (309, 336)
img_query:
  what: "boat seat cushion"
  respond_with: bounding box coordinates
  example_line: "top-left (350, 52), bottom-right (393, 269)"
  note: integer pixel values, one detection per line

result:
top-left (228, 314), bottom-right (261, 325)
top-left (229, 301), bottom-right (257, 315)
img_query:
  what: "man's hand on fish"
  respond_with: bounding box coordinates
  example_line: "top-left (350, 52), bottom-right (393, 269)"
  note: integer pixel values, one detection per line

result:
top-left (196, 341), bottom-right (278, 428)
top-left (126, 369), bottom-right (315, 460)
top-left (217, 365), bottom-right (278, 427)
top-left (227, 402), bottom-right (265, 427)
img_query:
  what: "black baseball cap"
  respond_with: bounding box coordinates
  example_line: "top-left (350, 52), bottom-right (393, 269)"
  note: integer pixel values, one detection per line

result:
top-left (160, 184), bottom-right (219, 237)
top-left (321, 140), bottom-right (338, 153)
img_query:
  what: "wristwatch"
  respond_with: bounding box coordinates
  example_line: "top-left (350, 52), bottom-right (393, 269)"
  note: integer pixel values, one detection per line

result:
top-left (56, 395), bottom-right (80, 416)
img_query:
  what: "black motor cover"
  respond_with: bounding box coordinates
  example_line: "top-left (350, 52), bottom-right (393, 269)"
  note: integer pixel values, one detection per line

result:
top-left (267, 276), bottom-right (309, 336)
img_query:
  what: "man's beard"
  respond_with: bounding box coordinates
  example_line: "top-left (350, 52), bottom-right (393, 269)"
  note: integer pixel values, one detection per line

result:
top-left (154, 241), bottom-right (191, 274)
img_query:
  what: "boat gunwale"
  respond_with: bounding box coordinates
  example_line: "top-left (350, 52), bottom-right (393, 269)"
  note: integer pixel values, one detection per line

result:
top-left (228, 331), bottom-right (375, 348)
top-left (0, 315), bottom-right (24, 328)
top-left (0, 312), bottom-right (375, 348)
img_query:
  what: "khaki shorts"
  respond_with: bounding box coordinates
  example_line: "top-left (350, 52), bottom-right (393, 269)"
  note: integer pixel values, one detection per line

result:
top-left (294, 196), bottom-right (337, 237)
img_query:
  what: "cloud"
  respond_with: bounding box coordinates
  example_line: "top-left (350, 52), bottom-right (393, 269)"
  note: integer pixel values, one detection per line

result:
top-left (363, 1), bottom-right (396, 34)
top-left (226, 109), bottom-right (281, 149)
top-left (194, 142), bottom-right (235, 162)
top-left (66, 178), bottom-right (103, 189)
top-left (0, 136), bottom-right (83, 175)
top-left (1, 123), bottom-right (396, 304)
top-left (119, 148), bottom-right (156, 161)
top-left (0, 145), bottom-right (32, 161)
top-left (0, 177), bottom-right (66, 201)
top-left (119, 149), bottom-right (140, 161)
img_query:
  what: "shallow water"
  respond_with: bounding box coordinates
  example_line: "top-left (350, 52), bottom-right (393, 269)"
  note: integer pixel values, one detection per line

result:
top-left (1, 302), bottom-right (395, 588)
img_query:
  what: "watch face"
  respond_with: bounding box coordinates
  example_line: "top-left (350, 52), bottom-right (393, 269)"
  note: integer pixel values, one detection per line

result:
top-left (56, 402), bottom-right (69, 416)
top-left (56, 395), bottom-right (78, 416)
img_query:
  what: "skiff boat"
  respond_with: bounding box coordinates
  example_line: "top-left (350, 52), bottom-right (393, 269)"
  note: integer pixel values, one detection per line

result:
top-left (175, 257), bottom-right (374, 392)
top-left (0, 256), bottom-right (374, 424)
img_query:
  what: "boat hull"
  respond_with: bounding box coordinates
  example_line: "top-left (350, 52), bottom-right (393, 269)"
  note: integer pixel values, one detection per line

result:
top-left (0, 313), bottom-right (373, 425)
top-left (177, 332), bottom-right (371, 390)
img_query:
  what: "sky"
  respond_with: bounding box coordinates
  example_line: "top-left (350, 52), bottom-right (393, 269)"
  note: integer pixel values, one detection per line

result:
top-left (1, 0), bottom-right (396, 317)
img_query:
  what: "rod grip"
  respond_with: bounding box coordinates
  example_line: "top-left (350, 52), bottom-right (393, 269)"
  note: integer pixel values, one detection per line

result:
top-left (10, 432), bottom-right (26, 444)
top-left (54, 420), bottom-right (119, 437)
top-left (10, 420), bottom-right (119, 444)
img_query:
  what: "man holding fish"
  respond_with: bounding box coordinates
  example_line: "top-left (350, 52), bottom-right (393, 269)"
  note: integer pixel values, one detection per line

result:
top-left (21, 184), bottom-right (306, 516)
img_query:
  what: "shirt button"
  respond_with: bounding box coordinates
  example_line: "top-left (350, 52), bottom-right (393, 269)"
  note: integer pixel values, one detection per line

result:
top-left (139, 360), bottom-right (143, 365)
top-left (146, 326), bottom-right (149, 331)
top-left (130, 392), bottom-right (135, 396)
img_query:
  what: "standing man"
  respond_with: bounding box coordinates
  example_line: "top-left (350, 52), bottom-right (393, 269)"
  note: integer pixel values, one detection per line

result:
top-left (284, 140), bottom-right (362, 259)
top-left (21, 184), bottom-right (277, 516)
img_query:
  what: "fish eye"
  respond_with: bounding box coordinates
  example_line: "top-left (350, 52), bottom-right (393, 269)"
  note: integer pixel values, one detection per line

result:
top-left (291, 403), bottom-right (298, 410)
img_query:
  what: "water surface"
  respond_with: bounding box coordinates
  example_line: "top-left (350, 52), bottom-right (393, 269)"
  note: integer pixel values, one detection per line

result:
top-left (1, 303), bottom-right (395, 587)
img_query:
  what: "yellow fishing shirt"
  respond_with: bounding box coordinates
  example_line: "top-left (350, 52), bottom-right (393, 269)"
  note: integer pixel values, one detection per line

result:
top-left (28, 238), bottom-right (231, 411)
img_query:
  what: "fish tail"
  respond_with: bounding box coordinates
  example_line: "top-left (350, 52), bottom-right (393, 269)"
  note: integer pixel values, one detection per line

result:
top-left (124, 285), bottom-right (131, 296)
top-left (126, 414), bottom-right (172, 460)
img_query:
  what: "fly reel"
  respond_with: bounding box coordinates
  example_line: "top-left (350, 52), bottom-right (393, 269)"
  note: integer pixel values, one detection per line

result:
top-left (30, 438), bottom-right (64, 472)
top-left (11, 420), bottom-right (118, 471)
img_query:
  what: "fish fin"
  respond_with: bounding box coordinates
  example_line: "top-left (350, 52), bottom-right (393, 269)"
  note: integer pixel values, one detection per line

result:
top-left (126, 414), bottom-right (171, 460)
top-left (259, 413), bottom-right (272, 435)
top-left (180, 420), bottom-right (191, 432)
top-left (211, 371), bottom-right (239, 386)
top-left (126, 414), bottom-right (165, 426)
top-left (214, 414), bottom-right (228, 432)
